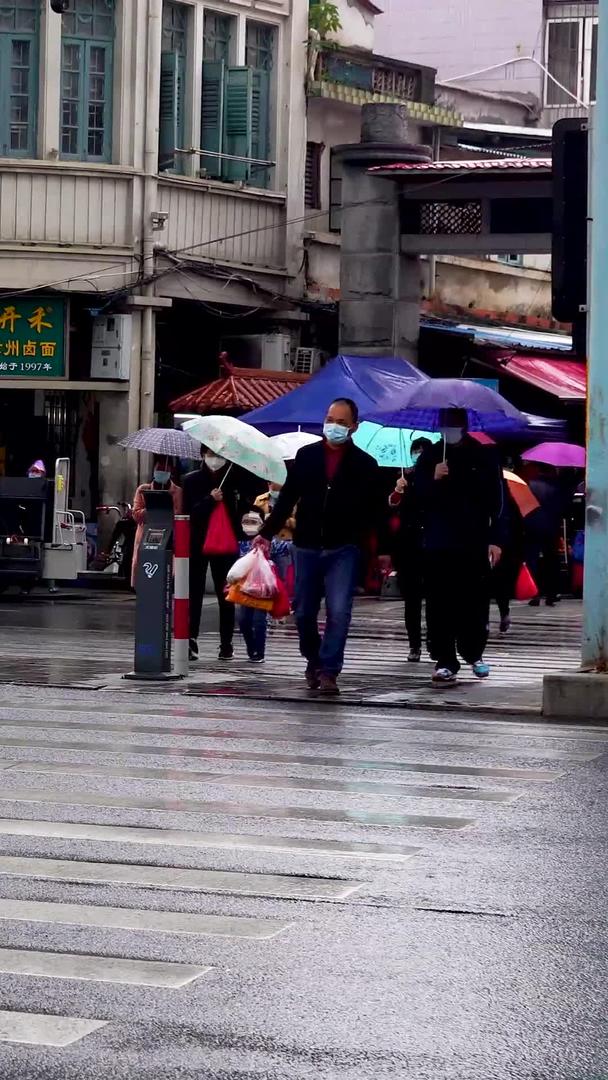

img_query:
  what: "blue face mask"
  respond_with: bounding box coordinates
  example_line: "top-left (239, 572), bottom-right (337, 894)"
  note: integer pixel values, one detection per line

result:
top-left (269, 490), bottom-right (279, 506)
top-left (323, 422), bottom-right (351, 446)
top-left (153, 469), bottom-right (171, 485)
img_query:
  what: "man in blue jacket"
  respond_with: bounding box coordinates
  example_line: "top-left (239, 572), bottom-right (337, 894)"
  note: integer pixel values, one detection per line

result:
top-left (260, 397), bottom-right (385, 695)
top-left (413, 408), bottom-right (506, 686)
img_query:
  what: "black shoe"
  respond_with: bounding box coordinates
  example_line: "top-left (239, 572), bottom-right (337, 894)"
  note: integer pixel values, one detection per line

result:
top-left (248, 653), bottom-right (265, 664)
top-left (189, 638), bottom-right (199, 661)
top-left (528, 597), bottom-right (540, 607)
top-left (218, 643), bottom-right (234, 661)
top-left (305, 663), bottom-right (321, 690)
top-left (407, 649), bottom-right (421, 663)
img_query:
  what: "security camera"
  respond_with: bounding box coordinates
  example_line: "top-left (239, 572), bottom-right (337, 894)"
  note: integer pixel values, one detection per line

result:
top-left (50, 1), bottom-right (69, 13)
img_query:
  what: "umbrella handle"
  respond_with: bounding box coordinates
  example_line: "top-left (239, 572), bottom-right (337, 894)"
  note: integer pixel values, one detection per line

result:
top-left (218, 463), bottom-right (234, 490)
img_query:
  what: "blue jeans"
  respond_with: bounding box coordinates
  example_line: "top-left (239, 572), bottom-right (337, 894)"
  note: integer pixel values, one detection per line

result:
top-left (237, 605), bottom-right (268, 658)
top-left (294, 545), bottom-right (360, 676)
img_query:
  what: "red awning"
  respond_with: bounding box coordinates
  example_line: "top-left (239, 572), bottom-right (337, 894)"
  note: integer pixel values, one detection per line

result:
top-left (499, 355), bottom-right (586, 401)
top-left (170, 363), bottom-right (308, 413)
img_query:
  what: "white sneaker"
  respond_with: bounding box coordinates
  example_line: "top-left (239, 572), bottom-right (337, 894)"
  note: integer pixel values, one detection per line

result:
top-left (432, 667), bottom-right (457, 686)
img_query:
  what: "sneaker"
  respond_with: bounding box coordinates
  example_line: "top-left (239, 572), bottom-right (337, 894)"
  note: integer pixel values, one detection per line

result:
top-left (305, 664), bottom-right (321, 690)
top-left (528, 597), bottom-right (540, 607)
top-left (318, 672), bottom-right (340, 695)
top-left (407, 649), bottom-right (422, 663)
top-left (188, 638), bottom-right (199, 662)
top-left (472, 660), bottom-right (490, 679)
top-left (499, 615), bottom-right (511, 634)
top-left (218, 643), bottom-right (234, 661)
top-left (432, 667), bottom-right (457, 686)
top-left (248, 653), bottom-right (265, 664)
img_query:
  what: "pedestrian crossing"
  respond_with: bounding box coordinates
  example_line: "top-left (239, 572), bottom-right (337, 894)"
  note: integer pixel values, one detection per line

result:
top-left (0, 688), bottom-right (603, 1065)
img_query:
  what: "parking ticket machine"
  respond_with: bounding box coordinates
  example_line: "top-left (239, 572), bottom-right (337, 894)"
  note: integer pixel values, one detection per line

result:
top-left (131, 490), bottom-right (175, 678)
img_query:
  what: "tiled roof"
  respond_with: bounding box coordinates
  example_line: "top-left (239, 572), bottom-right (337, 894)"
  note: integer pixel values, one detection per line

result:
top-left (371, 157), bottom-right (551, 173)
top-left (170, 366), bottom-right (308, 413)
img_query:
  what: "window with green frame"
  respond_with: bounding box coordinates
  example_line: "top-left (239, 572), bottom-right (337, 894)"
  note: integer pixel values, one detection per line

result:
top-left (159, 1), bottom-right (188, 173)
top-left (200, 17), bottom-right (275, 189)
top-left (60, 0), bottom-right (115, 163)
top-left (0, 0), bottom-right (39, 158)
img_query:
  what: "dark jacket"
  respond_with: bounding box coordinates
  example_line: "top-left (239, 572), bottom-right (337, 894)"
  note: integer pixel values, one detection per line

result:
top-left (413, 436), bottom-right (507, 553)
top-left (261, 440), bottom-right (386, 551)
top-left (182, 463), bottom-right (256, 555)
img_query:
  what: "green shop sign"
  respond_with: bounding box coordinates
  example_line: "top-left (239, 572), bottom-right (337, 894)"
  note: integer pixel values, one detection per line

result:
top-left (0, 298), bottom-right (66, 378)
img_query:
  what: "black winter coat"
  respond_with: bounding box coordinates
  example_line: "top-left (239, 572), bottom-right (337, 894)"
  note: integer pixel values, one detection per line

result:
top-left (261, 440), bottom-right (386, 551)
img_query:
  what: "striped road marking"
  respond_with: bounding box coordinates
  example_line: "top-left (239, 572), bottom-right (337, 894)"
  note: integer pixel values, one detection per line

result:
top-left (0, 948), bottom-right (211, 988)
top-left (0, 1010), bottom-right (108, 1047)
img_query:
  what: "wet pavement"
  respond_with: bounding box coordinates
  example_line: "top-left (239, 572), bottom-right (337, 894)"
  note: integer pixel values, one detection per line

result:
top-left (0, 679), bottom-right (605, 1079)
top-left (0, 589), bottom-right (583, 712)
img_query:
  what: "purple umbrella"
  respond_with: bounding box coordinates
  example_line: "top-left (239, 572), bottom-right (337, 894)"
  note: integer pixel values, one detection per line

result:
top-left (522, 442), bottom-right (586, 468)
top-left (365, 378), bottom-right (526, 433)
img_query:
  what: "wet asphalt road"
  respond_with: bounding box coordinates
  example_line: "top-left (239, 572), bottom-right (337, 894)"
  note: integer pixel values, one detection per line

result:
top-left (0, 592), bottom-right (605, 1079)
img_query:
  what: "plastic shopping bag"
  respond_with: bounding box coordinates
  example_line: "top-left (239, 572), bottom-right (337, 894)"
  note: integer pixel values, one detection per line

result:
top-left (226, 550), bottom-right (257, 585)
top-left (271, 568), bottom-right (291, 619)
top-left (226, 582), bottom-right (273, 611)
top-left (203, 502), bottom-right (238, 557)
top-left (240, 547), bottom-right (278, 599)
top-left (515, 562), bottom-right (538, 602)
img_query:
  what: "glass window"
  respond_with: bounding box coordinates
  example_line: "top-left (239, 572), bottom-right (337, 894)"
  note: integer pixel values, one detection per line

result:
top-left (203, 11), bottom-right (233, 63)
top-left (162, 0), bottom-right (187, 54)
top-left (545, 17), bottom-right (598, 106)
top-left (159, 2), bottom-right (188, 173)
top-left (60, 0), bottom-right (114, 162)
top-left (0, 0), bottom-right (38, 157)
top-left (245, 21), bottom-right (276, 72)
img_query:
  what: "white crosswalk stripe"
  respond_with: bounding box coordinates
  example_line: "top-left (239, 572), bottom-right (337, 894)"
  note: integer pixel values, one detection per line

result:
top-left (0, 677), bottom-right (600, 1067)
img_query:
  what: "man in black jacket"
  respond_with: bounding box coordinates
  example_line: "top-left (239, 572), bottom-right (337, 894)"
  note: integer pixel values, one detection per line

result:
top-left (260, 398), bottom-right (384, 694)
top-left (182, 448), bottom-right (254, 661)
top-left (413, 408), bottom-right (506, 686)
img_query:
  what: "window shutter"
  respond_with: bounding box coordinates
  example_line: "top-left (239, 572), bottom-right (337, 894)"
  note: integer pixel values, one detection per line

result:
top-left (201, 59), bottom-right (225, 178)
top-left (250, 68), bottom-right (270, 187)
top-left (305, 142), bottom-right (322, 209)
top-left (223, 66), bottom-right (253, 182)
top-left (159, 51), bottom-right (183, 171)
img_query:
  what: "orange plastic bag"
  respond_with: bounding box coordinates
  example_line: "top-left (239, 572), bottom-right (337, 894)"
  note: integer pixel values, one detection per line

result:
top-left (515, 562), bottom-right (538, 601)
top-left (226, 582), bottom-right (273, 612)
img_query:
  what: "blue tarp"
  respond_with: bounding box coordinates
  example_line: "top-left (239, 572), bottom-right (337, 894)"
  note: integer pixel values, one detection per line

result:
top-left (242, 354), bottom-right (426, 435)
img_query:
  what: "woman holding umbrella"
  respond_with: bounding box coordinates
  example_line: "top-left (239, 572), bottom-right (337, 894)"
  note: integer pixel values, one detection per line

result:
top-left (131, 455), bottom-right (183, 588)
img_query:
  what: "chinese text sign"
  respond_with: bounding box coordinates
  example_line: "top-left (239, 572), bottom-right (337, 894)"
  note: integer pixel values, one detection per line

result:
top-left (0, 299), bottom-right (66, 378)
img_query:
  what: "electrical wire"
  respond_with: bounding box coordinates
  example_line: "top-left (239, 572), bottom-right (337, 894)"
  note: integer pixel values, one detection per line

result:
top-left (441, 54), bottom-right (587, 109)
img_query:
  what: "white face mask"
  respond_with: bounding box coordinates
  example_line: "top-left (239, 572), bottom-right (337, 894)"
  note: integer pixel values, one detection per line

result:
top-left (205, 454), bottom-right (226, 472)
top-left (242, 517), bottom-right (262, 537)
top-left (442, 428), bottom-right (464, 446)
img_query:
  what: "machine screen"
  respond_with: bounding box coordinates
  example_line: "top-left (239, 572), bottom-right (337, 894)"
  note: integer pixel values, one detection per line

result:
top-left (145, 529), bottom-right (164, 545)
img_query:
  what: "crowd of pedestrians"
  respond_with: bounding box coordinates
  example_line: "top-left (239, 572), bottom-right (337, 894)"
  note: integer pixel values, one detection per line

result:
top-left (131, 398), bottom-right (579, 693)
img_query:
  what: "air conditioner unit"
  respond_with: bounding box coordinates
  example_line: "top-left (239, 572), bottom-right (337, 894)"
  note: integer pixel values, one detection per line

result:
top-left (220, 333), bottom-right (292, 372)
top-left (91, 315), bottom-right (132, 380)
top-left (292, 347), bottom-right (322, 375)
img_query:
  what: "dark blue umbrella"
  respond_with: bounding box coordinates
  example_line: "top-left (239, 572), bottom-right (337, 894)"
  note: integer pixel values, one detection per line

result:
top-left (365, 378), bottom-right (526, 433)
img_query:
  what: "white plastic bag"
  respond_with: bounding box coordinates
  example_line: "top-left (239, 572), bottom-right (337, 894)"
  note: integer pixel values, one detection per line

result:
top-left (240, 547), bottom-right (278, 598)
top-left (226, 550), bottom-right (257, 585)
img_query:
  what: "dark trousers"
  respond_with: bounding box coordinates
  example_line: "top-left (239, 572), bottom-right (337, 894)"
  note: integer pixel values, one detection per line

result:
top-left (526, 535), bottom-right (561, 601)
top-left (189, 552), bottom-right (235, 646)
top-left (237, 605), bottom-right (268, 658)
top-left (493, 551), bottom-right (520, 619)
top-left (294, 545), bottom-right (360, 676)
top-left (425, 549), bottom-right (490, 673)
top-left (396, 556), bottom-right (424, 653)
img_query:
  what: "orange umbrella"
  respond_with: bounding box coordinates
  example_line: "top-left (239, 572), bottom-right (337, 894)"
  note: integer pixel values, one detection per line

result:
top-left (503, 469), bottom-right (539, 518)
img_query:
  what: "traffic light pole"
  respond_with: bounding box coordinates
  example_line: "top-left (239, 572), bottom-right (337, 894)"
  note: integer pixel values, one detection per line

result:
top-left (582, 0), bottom-right (608, 673)
top-left (544, 0), bottom-right (608, 714)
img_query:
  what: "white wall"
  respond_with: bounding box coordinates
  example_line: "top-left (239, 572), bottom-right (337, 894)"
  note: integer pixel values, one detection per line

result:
top-left (330, 0), bottom-right (376, 52)
top-left (375, 0), bottom-right (544, 101)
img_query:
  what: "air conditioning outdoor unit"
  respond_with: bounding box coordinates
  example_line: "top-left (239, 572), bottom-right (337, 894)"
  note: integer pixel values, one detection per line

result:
top-left (220, 333), bottom-right (292, 372)
top-left (91, 315), bottom-right (132, 380)
top-left (292, 347), bottom-right (322, 375)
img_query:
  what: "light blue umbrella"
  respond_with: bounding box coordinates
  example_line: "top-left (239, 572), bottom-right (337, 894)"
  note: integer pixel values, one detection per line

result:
top-left (354, 422), bottom-right (441, 469)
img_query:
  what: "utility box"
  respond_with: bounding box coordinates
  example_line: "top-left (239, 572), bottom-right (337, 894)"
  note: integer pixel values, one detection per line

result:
top-left (91, 314), bottom-right (133, 380)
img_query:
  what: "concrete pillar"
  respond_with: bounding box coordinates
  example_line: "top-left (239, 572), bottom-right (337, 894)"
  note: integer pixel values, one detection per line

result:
top-left (337, 104), bottom-right (430, 360)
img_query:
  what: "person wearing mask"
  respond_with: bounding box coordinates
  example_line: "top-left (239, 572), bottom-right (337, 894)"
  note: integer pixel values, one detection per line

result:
top-left (182, 446), bottom-right (254, 661)
top-left (131, 456), bottom-right (182, 589)
top-left (389, 437), bottom-right (433, 662)
top-left (413, 408), bottom-right (505, 686)
top-left (236, 509), bottom-right (291, 663)
top-left (258, 397), bottom-right (385, 695)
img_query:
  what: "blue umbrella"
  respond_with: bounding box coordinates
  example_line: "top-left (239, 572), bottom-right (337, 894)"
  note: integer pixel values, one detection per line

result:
top-left (365, 378), bottom-right (526, 433)
top-left (354, 422), bottom-right (441, 468)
